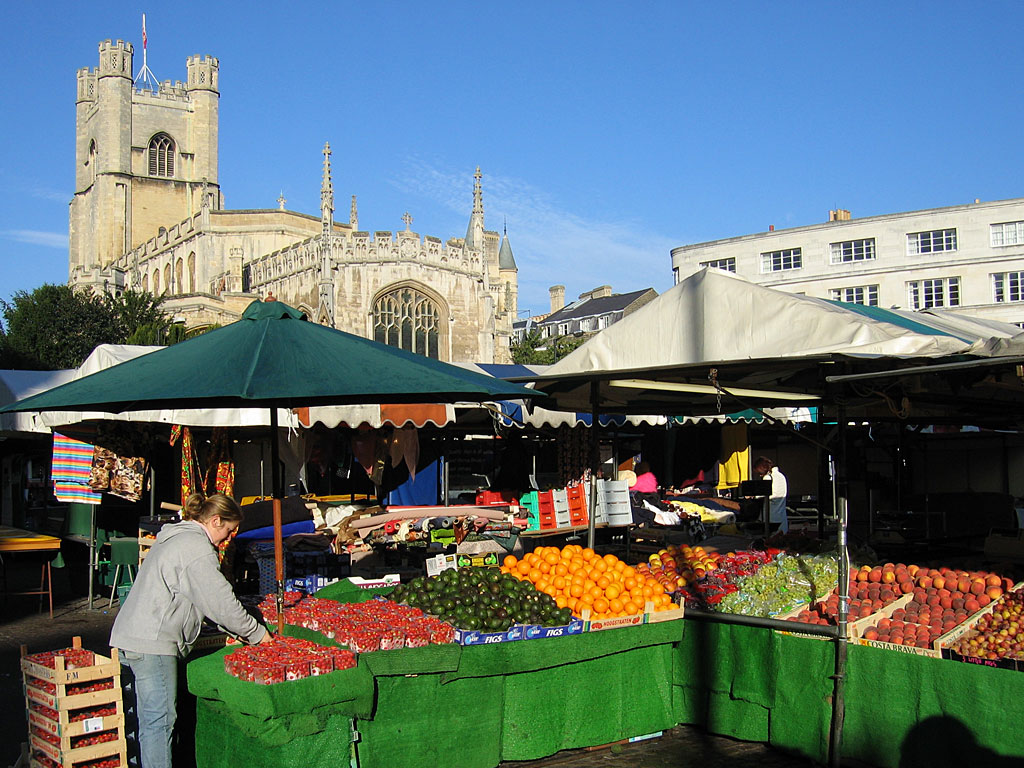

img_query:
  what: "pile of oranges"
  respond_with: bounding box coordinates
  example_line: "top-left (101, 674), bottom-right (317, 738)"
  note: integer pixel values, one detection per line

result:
top-left (500, 544), bottom-right (676, 620)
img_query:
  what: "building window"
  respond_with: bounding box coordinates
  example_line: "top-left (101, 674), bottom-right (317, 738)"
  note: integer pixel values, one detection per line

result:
top-left (908, 228), bottom-right (957, 255)
top-left (991, 221), bottom-right (1024, 247)
top-left (147, 133), bottom-right (175, 177)
top-left (907, 277), bottom-right (960, 309)
top-left (557, 322), bottom-right (570, 335)
top-left (760, 248), bottom-right (802, 273)
top-left (700, 257), bottom-right (736, 273)
top-left (829, 285), bottom-right (879, 306)
top-left (598, 315), bottom-right (611, 330)
top-left (830, 238), bottom-right (876, 264)
top-left (372, 286), bottom-right (440, 359)
top-left (993, 272), bottom-right (1024, 303)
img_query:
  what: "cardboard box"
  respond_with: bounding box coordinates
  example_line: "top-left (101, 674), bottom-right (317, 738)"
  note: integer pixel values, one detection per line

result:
top-left (847, 594), bottom-right (941, 658)
top-left (455, 623), bottom-right (526, 646)
top-left (523, 618), bottom-right (586, 640)
top-left (984, 529), bottom-right (1024, 561)
top-left (347, 574), bottom-right (401, 589)
top-left (935, 581), bottom-right (1024, 669)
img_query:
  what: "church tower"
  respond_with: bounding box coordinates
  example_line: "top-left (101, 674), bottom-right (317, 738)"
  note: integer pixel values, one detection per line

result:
top-left (69, 38), bottom-right (221, 290)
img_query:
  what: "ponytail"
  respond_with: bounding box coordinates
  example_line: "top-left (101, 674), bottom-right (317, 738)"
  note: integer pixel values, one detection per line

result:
top-left (181, 493), bottom-right (243, 524)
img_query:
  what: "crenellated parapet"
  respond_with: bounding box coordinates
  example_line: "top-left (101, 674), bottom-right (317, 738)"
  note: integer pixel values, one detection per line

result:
top-left (186, 54), bottom-right (219, 92)
top-left (133, 79), bottom-right (192, 102)
top-left (246, 230), bottom-right (483, 289)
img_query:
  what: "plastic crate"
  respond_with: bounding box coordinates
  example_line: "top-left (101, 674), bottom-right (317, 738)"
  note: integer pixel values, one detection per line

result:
top-left (253, 545), bottom-right (351, 596)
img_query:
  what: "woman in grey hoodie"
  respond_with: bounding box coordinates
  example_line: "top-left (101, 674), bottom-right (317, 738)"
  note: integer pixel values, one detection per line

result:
top-left (110, 493), bottom-right (270, 768)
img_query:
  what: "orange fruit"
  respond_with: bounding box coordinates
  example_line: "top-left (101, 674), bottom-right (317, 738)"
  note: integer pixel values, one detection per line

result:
top-left (582, 547), bottom-right (596, 561)
top-left (609, 597), bottom-right (624, 614)
top-left (560, 547), bottom-right (574, 560)
top-left (623, 600), bottom-right (640, 615)
top-left (624, 577), bottom-right (637, 591)
top-left (593, 597), bottom-right (609, 613)
top-left (596, 575), bottom-right (611, 590)
top-left (516, 561), bottom-right (531, 575)
top-left (580, 592), bottom-right (595, 606)
top-left (555, 595), bottom-right (568, 609)
top-left (570, 583), bottom-right (584, 598)
top-left (591, 559), bottom-right (607, 574)
top-left (503, 555), bottom-right (518, 569)
top-left (539, 561), bottom-right (551, 574)
top-left (543, 584), bottom-right (558, 597)
top-left (528, 569), bottom-right (542, 582)
top-left (526, 553), bottom-right (540, 567)
top-left (544, 551), bottom-right (560, 566)
top-left (622, 565), bottom-right (636, 579)
top-left (588, 585), bottom-right (604, 600)
top-left (603, 553), bottom-right (618, 567)
top-left (554, 563), bottom-right (569, 577)
top-left (605, 584), bottom-right (621, 600)
top-left (553, 576), bottom-right (567, 590)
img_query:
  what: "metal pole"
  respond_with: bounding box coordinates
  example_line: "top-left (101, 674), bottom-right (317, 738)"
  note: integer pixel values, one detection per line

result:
top-left (587, 381), bottom-right (599, 549)
top-left (828, 410), bottom-right (849, 768)
top-left (270, 408), bottom-right (285, 633)
top-left (87, 506), bottom-right (96, 610)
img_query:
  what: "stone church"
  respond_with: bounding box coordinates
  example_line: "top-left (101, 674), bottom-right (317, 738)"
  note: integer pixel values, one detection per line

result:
top-left (69, 39), bottom-right (518, 363)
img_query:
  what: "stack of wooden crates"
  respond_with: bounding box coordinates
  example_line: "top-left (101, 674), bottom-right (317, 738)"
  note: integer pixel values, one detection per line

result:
top-left (21, 636), bottom-right (127, 768)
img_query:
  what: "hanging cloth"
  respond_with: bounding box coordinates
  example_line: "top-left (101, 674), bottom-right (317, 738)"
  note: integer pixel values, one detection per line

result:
top-left (204, 427), bottom-right (235, 497)
top-left (170, 425), bottom-right (200, 506)
top-left (716, 423), bottom-right (749, 490)
top-left (52, 433), bottom-right (103, 505)
top-left (388, 426), bottom-right (420, 482)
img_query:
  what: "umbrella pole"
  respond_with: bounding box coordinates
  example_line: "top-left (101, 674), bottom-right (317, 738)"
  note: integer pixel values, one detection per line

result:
top-left (587, 381), bottom-right (599, 550)
top-left (270, 408), bottom-right (285, 634)
top-left (828, 411), bottom-right (849, 768)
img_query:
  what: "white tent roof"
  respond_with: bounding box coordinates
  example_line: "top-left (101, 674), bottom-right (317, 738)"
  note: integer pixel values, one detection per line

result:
top-left (547, 269), bottom-right (997, 379)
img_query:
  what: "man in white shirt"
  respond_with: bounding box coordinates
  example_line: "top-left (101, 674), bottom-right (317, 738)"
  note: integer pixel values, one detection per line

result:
top-left (753, 456), bottom-right (789, 534)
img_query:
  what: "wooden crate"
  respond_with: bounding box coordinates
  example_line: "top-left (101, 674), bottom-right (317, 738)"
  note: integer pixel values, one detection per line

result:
top-left (21, 637), bottom-right (127, 768)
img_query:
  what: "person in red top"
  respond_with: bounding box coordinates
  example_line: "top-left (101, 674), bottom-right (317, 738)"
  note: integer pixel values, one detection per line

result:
top-left (631, 461), bottom-right (659, 494)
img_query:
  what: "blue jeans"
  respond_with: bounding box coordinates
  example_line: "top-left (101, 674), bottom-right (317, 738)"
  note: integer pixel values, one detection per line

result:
top-left (120, 650), bottom-right (179, 768)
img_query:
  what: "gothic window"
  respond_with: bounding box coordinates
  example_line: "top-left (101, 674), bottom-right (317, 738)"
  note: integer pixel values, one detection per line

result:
top-left (163, 264), bottom-right (172, 294)
top-left (141, 273), bottom-right (149, 293)
top-left (188, 252), bottom-right (196, 293)
top-left (152, 269), bottom-right (160, 295)
top-left (175, 258), bottom-right (184, 295)
top-left (373, 286), bottom-right (441, 359)
top-left (148, 133), bottom-right (175, 177)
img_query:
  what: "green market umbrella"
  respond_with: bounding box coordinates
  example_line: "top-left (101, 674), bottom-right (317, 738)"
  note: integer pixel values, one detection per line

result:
top-left (3, 299), bottom-right (544, 626)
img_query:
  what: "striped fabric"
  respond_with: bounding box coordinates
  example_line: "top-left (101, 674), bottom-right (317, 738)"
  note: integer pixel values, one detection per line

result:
top-left (52, 433), bottom-right (102, 504)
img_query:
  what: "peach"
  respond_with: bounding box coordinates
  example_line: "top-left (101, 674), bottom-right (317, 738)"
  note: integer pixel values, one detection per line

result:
top-left (863, 628), bottom-right (879, 641)
top-left (986, 586), bottom-right (1003, 601)
top-left (970, 580), bottom-right (986, 596)
top-left (907, 564), bottom-right (920, 577)
top-left (965, 599), bottom-right (981, 613)
top-left (917, 576), bottom-right (933, 589)
top-left (957, 578), bottom-right (972, 594)
top-left (868, 568), bottom-right (883, 583)
top-left (986, 574), bottom-right (1002, 587)
top-left (932, 576), bottom-right (946, 591)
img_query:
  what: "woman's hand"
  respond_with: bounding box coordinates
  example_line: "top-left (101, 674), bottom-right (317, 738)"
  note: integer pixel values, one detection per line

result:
top-left (256, 630), bottom-right (275, 645)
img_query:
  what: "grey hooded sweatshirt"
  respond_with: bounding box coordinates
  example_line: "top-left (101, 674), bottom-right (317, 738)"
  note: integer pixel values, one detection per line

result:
top-left (110, 520), bottom-right (266, 657)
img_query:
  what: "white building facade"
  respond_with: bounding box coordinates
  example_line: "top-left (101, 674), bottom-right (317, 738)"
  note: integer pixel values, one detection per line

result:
top-left (670, 198), bottom-right (1024, 326)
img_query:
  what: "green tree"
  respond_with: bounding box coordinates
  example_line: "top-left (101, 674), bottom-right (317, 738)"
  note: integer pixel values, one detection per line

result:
top-left (0, 285), bottom-right (181, 370)
top-left (510, 330), bottom-right (586, 365)
top-left (510, 329), bottom-right (549, 364)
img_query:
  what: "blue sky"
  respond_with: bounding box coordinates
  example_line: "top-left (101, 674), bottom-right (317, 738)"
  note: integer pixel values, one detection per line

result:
top-left (2, 1), bottom-right (1023, 318)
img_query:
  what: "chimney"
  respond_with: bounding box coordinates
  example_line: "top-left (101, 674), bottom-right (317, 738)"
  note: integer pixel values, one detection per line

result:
top-left (585, 285), bottom-right (612, 300)
top-left (549, 285), bottom-right (565, 313)
top-left (829, 209), bottom-right (851, 222)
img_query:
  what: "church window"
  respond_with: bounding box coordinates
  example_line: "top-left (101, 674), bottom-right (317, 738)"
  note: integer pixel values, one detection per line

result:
top-left (164, 264), bottom-right (172, 293)
top-left (373, 287), bottom-right (441, 359)
top-left (152, 269), bottom-right (160, 295)
top-left (188, 253), bottom-right (196, 292)
top-left (148, 133), bottom-right (175, 177)
top-left (175, 258), bottom-right (184, 295)
top-left (141, 273), bottom-right (149, 293)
